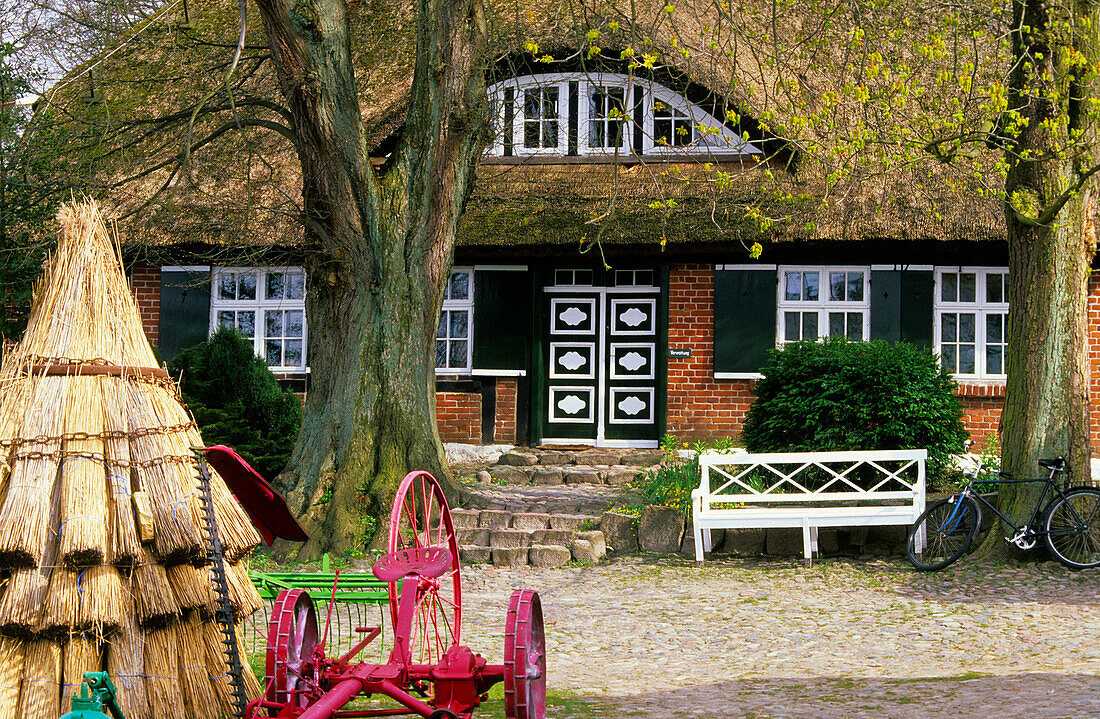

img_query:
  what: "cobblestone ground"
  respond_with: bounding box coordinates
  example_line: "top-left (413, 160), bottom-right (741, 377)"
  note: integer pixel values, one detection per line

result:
top-left (458, 556), bottom-right (1100, 718)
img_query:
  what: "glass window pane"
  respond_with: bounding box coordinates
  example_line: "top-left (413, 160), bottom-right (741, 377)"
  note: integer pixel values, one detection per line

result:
top-left (802, 313), bottom-right (818, 340)
top-left (285, 340), bottom-right (303, 367)
top-left (287, 272), bottom-right (305, 300)
top-left (942, 273), bottom-right (958, 303)
top-left (239, 273), bottom-right (256, 301)
top-left (575, 270), bottom-right (593, 285)
top-left (829, 273), bottom-right (845, 302)
top-left (784, 312), bottom-right (799, 341)
top-left (219, 274), bottom-right (236, 300)
top-left (847, 313), bottom-right (863, 340)
top-left (959, 273), bottom-right (976, 303)
top-left (265, 311), bottom-right (283, 338)
top-left (217, 311), bottom-right (235, 329)
top-left (437, 312), bottom-right (449, 339)
top-left (848, 272), bottom-right (864, 301)
top-left (986, 273), bottom-right (1003, 303)
top-left (238, 312), bottom-right (255, 338)
top-left (555, 270), bottom-right (573, 285)
top-left (959, 313), bottom-right (976, 343)
top-left (449, 271), bottom-right (469, 300)
top-left (829, 312), bottom-right (844, 336)
top-left (449, 340), bottom-right (468, 368)
top-left (959, 345), bottom-right (976, 374)
top-left (942, 347), bottom-right (957, 373)
top-left (942, 313), bottom-right (957, 343)
top-left (436, 340), bottom-right (447, 368)
top-left (524, 119), bottom-right (539, 148)
top-left (987, 346), bottom-right (1003, 375)
top-left (265, 272), bottom-right (286, 300)
top-left (265, 340), bottom-right (282, 366)
top-left (450, 310), bottom-right (468, 339)
top-left (543, 119), bottom-right (558, 147)
top-left (803, 272), bottom-right (819, 301)
top-left (286, 311), bottom-right (304, 338)
top-left (986, 314), bottom-right (1003, 344)
top-left (785, 272), bottom-right (801, 301)
top-left (635, 270), bottom-right (654, 286)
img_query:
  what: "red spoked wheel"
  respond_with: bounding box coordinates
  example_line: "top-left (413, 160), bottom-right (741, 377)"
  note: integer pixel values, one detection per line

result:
top-left (387, 470), bottom-right (462, 665)
top-left (504, 590), bottom-right (546, 719)
top-left (265, 588), bottom-right (320, 714)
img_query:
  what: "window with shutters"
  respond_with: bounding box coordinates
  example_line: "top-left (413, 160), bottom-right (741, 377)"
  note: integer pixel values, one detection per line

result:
top-left (777, 266), bottom-right (870, 344)
top-left (210, 267), bottom-right (307, 371)
top-left (934, 267), bottom-right (1008, 379)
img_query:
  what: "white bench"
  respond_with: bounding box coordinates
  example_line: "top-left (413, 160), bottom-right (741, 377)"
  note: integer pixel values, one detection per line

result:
top-left (691, 449), bottom-right (927, 564)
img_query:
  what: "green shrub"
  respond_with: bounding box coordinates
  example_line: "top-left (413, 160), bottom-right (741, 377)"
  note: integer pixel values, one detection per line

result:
top-left (168, 327), bottom-right (303, 481)
top-left (741, 338), bottom-right (967, 487)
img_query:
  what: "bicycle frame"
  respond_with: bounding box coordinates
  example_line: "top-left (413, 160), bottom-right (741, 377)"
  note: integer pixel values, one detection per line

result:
top-left (955, 464), bottom-right (1070, 542)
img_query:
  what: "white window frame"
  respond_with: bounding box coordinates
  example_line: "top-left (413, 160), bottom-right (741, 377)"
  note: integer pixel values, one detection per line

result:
top-left (210, 266), bottom-right (308, 372)
top-left (934, 267), bottom-right (1009, 380)
top-left (436, 267), bottom-right (474, 374)
top-left (577, 74), bottom-right (633, 156)
top-left (776, 266), bottom-right (871, 344)
top-left (487, 73), bottom-right (761, 158)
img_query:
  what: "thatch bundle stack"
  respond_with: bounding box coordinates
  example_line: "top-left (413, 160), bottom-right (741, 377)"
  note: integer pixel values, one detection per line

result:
top-left (0, 201), bottom-right (265, 717)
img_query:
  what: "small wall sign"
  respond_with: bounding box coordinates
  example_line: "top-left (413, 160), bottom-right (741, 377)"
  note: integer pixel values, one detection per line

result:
top-left (668, 348), bottom-right (692, 359)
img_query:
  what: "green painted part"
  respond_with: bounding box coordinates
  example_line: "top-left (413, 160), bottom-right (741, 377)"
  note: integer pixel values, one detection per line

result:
top-left (870, 270), bottom-right (934, 348)
top-left (472, 269), bottom-right (533, 371)
top-left (322, 553), bottom-right (331, 572)
top-left (714, 268), bottom-right (777, 374)
top-left (60, 672), bottom-right (124, 719)
top-left (158, 269), bottom-right (211, 361)
top-left (250, 572), bottom-right (390, 602)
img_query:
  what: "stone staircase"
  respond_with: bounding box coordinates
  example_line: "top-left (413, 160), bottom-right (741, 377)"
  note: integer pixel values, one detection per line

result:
top-left (452, 447), bottom-right (663, 567)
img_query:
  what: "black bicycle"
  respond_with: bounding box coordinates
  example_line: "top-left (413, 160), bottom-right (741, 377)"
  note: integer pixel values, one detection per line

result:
top-left (906, 457), bottom-right (1100, 571)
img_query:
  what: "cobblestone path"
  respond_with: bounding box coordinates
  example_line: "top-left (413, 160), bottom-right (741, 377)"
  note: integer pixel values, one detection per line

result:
top-left (459, 556), bottom-right (1100, 718)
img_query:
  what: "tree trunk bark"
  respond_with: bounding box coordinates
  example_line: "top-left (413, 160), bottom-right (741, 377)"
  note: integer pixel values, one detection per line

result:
top-left (251, 0), bottom-right (488, 558)
top-left (978, 0), bottom-right (1098, 559)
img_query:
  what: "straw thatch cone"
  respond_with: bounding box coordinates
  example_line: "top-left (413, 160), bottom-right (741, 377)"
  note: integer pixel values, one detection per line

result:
top-left (0, 201), bottom-right (265, 717)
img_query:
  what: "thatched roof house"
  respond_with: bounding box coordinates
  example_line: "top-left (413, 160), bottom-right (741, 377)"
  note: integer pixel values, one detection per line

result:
top-left (35, 0), bottom-right (1065, 450)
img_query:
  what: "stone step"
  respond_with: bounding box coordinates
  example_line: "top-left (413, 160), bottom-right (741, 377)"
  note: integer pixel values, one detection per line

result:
top-left (481, 464), bottom-right (648, 487)
top-left (457, 527), bottom-right (608, 566)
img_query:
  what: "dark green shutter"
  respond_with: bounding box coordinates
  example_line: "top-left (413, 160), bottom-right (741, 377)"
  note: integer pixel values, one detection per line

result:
top-left (472, 269), bottom-right (532, 371)
top-left (870, 269), bottom-right (933, 348)
top-left (714, 267), bottom-right (776, 374)
top-left (158, 269), bottom-right (211, 360)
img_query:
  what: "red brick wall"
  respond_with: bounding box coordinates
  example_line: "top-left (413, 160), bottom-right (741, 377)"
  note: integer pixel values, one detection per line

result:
top-left (494, 378), bottom-right (518, 444)
top-left (666, 264), bottom-right (756, 440)
top-left (129, 264), bottom-right (160, 348)
top-left (436, 392), bottom-right (481, 444)
top-left (1089, 271), bottom-right (1100, 448)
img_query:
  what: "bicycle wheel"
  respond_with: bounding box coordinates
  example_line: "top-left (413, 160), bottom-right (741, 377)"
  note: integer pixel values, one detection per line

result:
top-left (906, 496), bottom-right (980, 571)
top-left (1044, 487), bottom-right (1100, 569)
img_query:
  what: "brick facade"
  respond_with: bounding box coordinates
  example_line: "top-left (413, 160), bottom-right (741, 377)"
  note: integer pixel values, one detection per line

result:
top-left (494, 378), bottom-right (518, 444)
top-left (129, 264), bottom-right (160, 349)
top-left (666, 264), bottom-right (756, 438)
top-left (435, 392), bottom-right (482, 444)
top-left (129, 263), bottom-right (1100, 451)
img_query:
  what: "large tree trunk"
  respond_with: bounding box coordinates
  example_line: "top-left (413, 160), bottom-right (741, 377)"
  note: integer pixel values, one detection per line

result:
top-left (979, 0), bottom-right (1097, 558)
top-left (252, 0), bottom-right (488, 558)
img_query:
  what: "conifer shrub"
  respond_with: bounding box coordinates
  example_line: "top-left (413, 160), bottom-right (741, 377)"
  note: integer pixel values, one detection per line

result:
top-left (741, 338), bottom-right (967, 487)
top-left (168, 327), bottom-right (303, 481)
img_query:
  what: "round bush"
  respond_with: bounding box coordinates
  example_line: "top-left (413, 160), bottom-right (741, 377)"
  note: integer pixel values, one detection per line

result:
top-left (741, 338), bottom-right (967, 484)
top-left (168, 327), bottom-right (303, 481)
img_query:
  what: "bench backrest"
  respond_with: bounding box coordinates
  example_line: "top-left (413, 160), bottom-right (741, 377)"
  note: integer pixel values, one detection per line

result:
top-left (695, 449), bottom-right (927, 510)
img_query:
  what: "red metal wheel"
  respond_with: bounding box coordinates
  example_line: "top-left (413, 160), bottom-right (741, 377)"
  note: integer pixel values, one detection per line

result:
top-left (504, 590), bottom-right (546, 719)
top-left (265, 588), bottom-right (320, 714)
top-left (387, 470), bottom-right (462, 664)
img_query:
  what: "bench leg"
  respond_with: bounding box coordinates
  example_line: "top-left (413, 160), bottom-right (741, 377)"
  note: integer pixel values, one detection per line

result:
top-left (802, 522), bottom-right (814, 567)
top-left (694, 522), bottom-right (705, 563)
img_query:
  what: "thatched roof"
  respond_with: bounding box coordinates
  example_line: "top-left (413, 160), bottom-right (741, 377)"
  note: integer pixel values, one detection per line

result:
top-left (35, 0), bottom-right (1010, 260)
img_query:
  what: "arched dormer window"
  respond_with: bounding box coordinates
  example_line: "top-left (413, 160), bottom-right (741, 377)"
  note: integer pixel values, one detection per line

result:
top-left (487, 72), bottom-right (760, 159)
